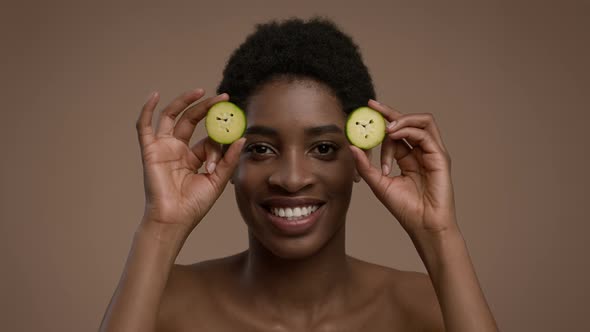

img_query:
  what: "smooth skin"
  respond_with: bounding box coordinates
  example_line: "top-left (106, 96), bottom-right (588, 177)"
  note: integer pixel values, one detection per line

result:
top-left (99, 81), bottom-right (498, 331)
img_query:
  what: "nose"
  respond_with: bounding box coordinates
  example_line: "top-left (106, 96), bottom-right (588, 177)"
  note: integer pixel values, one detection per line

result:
top-left (267, 149), bottom-right (315, 193)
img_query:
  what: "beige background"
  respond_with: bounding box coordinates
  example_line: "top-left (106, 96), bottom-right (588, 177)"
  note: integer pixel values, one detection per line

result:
top-left (1, 1), bottom-right (589, 331)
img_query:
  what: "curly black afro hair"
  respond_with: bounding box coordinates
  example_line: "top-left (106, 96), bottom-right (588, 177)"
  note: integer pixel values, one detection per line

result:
top-left (216, 17), bottom-right (376, 115)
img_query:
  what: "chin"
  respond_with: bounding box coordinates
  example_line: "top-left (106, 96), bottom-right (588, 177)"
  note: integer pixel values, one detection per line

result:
top-left (247, 219), bottom-right (344, 261)
top-left (264, 238), bottom-right (325, 260)
top-left (238, 194), bottom-right (349, 260)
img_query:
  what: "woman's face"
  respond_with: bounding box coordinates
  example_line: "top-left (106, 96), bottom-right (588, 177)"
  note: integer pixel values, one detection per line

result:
top-left (232, 78), bottom-right (357, 259)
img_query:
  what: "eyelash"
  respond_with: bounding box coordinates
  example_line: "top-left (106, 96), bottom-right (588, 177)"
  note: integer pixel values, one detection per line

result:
top-left (244, 142), bottom-right (339, 159)
top-left (311, 143), bottom-right (339, 156)
top-left (245, 143), bottom-right (275, 156)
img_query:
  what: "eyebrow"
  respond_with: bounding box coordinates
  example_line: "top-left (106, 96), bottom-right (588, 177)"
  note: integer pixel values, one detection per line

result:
top-left (244, 125), bottom-right (343, 137)
top-left (304, 124), bottom-right (343, 136)
top-left (245, 126), bottom-right (278, 137)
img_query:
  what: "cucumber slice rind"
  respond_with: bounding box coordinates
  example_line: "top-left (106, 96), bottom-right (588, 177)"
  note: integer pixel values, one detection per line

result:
top-left (205, 101), bottom-right (247, 144)
top-left (345, 107), bottom-right (386, 150)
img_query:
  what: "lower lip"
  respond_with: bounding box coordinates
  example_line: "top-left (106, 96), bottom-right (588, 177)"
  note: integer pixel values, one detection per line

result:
top-left (263, 205), bottom-right (324, 235)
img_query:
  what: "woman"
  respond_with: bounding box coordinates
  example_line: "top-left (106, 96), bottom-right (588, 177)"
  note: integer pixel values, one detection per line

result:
top-left (100, 18), bottom-right (498, 331)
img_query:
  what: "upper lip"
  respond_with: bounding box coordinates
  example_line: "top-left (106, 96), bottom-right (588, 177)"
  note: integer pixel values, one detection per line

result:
top-left (261, 197), bottom-right (326, 208)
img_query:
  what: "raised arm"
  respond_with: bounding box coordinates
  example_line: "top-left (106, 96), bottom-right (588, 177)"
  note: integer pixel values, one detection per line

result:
top-left (98, 89), bottom-right (245, 332)
top-left (349, 99), bottom-right (498, 331)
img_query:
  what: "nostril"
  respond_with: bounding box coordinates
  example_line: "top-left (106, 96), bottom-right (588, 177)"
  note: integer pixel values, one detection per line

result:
top-left (267, 169), bottom-right (315, 193)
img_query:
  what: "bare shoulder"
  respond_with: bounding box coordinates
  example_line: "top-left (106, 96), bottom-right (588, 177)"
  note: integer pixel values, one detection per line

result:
top-left (157, 252), bottom-right (246, 331)
top-left (348, 257), bottom-right (445, 331)
top-left (388, 268), bottom-right (445, 331)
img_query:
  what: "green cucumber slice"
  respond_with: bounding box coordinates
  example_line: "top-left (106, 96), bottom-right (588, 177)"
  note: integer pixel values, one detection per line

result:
top-left (345, 107), bottom-right (386, 149)
top-left (205, 101), bottom-right (246, 144)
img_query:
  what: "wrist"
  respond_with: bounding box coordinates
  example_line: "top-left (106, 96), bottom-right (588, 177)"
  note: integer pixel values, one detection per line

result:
top-left (410, 224), bottom-right (499, 331)
top-left (135, 217), bottom-right (191, 254)
top-left (409, 225), bottom-right (467, 273)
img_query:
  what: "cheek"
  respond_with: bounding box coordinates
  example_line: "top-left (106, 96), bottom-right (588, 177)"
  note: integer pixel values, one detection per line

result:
top-left (233, 162), bottom-right (261, 223)
top-left (234, 160), bottom-right (268, 195)
top-left (331, 148), bottom-right (357, 177)
top-left (315, 160), bottom-right (355, 195)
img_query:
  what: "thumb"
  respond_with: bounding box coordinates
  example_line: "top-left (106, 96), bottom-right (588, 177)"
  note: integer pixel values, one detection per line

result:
top-left (210, 137), bottom-right (246, 187)
top-left (349, 145), bottom-right (382, 190)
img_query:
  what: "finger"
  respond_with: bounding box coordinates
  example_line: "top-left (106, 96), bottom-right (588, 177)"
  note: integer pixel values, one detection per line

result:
top-left (392, 139), bottom-right (421, 175)
top-left (204, 138), bottom-right (223, 174)
top-left (156, 88), bottom-right (206, 137)
top-left (349, 145), bottom-right (382, 189)
top-left (369, 99), bottom-right (448, 153)
top-left (368, 99), bottom-right (403, 123)
top-left (368, 98), bottom-right (424, 159)
top-left (388, 127), bottom-right (443, 156)
top-left (173, 93), bottom-right (230, 145)
top-left (190, 137), bottom-right (222, 172)
top-left (386, 113), bottom-right (447, 153)
top-left (209, 137), bottom-right (246, 188)
top-left (380, 137), bottom-right (395, 176)
top-left (189, 137), bottom-right (207, 170)
top-left (136, 91), bottom-right (160, 147)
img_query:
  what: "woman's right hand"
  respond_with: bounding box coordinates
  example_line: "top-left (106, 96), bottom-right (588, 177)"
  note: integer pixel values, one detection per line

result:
top-left (135, 88), bottom-right (246, 233)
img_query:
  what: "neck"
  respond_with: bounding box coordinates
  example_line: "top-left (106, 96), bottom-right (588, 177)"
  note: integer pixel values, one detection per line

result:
top-left (240, 224), bottom-right (352, 317)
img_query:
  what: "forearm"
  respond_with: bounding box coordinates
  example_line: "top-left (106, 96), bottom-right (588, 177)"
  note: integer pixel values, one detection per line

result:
top-left (411, 226), bottom-right (498, 332)
top-left (99, 220), bottom-right (188, 332)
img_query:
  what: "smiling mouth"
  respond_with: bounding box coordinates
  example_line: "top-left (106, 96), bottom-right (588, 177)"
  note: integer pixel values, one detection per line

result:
top-left (266, 205), bottom-right (321, 221)
top-left (260, 203), bottom-right (325, 234)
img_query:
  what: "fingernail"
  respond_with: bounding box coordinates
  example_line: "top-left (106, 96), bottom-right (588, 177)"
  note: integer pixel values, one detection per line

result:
top-left (382, 164), bottom-right (390, 176)
top-left (370, 99), bottom-right (381, 105)
top-left (194, 88), bottom-right (204, 94)
top-left (387, 121), bottom-right (397, 130)
top-left (207, 162), bottom-right (216, 174)
top-left (147, 91), bottom-right (156, 101)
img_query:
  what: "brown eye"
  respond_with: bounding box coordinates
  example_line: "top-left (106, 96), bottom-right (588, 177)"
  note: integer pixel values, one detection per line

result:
top-left (317, 144), bottom-right (331, 154)
top-left (313, 143), bottom-right (338, 156)
top-left (245, 143), bottom-right (274, 156)
top-left (255, 145), bottom-right (269, 154)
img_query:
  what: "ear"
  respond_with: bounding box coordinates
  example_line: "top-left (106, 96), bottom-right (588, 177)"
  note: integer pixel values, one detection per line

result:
top-left (353, 148), bottom-right (372, 183)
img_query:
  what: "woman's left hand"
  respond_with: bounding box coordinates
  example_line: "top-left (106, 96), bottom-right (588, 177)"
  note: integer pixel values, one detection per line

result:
top-left (349, 99), bottom-right (458, 237)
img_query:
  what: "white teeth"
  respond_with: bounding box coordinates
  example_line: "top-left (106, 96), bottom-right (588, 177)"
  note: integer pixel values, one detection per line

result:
top-left (269, 205), bottom-right (320, 219)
